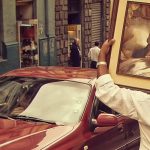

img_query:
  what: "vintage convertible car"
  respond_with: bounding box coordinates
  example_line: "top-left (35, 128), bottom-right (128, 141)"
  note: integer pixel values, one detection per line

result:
top-left (0, 66), bottom-right (140, 150)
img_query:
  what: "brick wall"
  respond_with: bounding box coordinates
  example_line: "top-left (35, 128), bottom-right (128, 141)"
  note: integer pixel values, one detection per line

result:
top-left (55, 0), bottom-right (68, 66)
top-left (55, 0), bottom-right (110, 67)
top-left (82, 0), bottom-right (92, 68)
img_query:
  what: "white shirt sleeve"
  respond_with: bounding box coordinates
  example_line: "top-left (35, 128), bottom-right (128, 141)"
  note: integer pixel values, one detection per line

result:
top-left (88, 49), bottom-right (91, 59)
top-left (95, 74), bottom-right (146, 121)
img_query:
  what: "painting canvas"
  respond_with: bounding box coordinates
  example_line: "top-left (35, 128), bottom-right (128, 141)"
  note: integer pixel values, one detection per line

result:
top-left (109, 0), bottom-right (150, 90)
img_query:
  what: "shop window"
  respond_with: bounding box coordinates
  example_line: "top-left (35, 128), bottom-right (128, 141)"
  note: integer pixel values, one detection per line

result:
top-left (68, 0), bottom-right (81, 24)
top-left (17, 19), bottom-right (39, 68)
top-left (16, 1), bottom-right (38, 68)
top-left (16, 0), bottom-right (36, 20)
top-left (68, 0), bottom-right (80, 12)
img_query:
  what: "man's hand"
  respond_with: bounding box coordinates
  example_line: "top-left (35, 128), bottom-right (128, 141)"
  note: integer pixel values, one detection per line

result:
top-left (98, 39), bottom-right (115, 62)
top-left (97, 39), bottom-right (115, 78)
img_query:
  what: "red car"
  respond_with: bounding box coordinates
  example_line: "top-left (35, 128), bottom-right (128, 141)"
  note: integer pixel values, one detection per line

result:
top-left (0, 66), bottom-right (140, 150)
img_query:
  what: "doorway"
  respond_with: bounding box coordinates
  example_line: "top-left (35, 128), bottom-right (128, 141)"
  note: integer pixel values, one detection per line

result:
top-left (68, 24), bottom-right (82, 67)
top-left (68, 0), bottom-right (82, 67)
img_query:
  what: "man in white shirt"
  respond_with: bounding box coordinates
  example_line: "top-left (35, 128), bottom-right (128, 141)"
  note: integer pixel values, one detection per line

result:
top-left (95, 39), bottom-right (150, 150)
top-left (88, 41), bottom-right (100, 69)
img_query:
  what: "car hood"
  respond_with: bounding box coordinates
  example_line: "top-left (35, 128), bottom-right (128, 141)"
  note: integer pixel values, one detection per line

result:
top-left (0, 118), bottom-right (75, 150)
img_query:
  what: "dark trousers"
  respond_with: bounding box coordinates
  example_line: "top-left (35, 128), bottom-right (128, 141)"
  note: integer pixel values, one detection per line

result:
top-left (90, 61), bottom-right (97, 69)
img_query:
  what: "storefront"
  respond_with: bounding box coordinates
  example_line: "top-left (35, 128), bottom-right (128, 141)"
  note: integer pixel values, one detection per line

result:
top-left (16, 0), bottom-right (39, 68)
top-left (16, 0), bottom-right (56, 68)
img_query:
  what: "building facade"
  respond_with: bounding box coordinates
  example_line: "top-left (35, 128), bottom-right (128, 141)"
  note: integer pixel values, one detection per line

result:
top-left (0, 0), bottom-right (110, 74)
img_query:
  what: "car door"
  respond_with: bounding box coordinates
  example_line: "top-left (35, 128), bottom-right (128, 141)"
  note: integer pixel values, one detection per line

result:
top-left (82, 98), bottom-right (140, 150)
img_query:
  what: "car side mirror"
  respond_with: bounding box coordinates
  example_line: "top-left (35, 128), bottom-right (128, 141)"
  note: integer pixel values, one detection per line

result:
top-left (96, 113), bottom-right (118, 127)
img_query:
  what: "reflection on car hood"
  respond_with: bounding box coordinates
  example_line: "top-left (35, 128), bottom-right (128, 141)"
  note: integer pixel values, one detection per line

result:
top-left (0, 118), bottom-right (75, 150)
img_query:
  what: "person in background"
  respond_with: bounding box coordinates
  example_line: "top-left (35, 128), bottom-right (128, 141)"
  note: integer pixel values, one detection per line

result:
top-left (70, 38), bottom-right (81, 67)
top-left (95, 39), bottom-right (150, 150)
top-left (88, 41), bottom-right (100, 69)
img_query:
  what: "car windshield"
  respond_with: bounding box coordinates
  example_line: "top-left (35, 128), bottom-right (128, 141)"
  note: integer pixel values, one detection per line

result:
top-left (0, 76), bottom-right (91, 125)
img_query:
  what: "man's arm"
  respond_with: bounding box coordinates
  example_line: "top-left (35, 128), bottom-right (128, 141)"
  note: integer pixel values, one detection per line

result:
top-left (96, 39), bottom-right (150, 125)
top-left (95, 39), bottom-right (138, 120)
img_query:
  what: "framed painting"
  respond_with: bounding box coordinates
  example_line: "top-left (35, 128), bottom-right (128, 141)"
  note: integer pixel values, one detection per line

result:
top-left (109, 0), bottom-right (150, 90)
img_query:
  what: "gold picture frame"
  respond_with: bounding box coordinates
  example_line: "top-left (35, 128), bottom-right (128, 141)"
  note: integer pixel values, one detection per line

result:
top-left (109, 0), bottom-right (150, 90)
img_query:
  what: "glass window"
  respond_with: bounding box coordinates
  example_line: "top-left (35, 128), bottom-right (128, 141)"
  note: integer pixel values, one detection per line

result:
top-left (0, 77), bottom-right (91, 125)
top-left (68, 0), bottom-right (81, 24)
